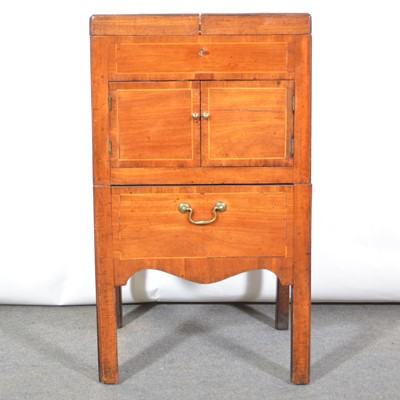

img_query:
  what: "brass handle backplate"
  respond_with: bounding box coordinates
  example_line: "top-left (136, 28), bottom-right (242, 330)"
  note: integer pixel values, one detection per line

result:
top-left (178, 202), bottom-right (227, 226)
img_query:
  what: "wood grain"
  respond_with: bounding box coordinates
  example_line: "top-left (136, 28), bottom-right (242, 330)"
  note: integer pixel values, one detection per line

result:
top-left (91, 36), bottom-right (111, 186)
top-left (110, 166), bottom-right (294, 185)
top-left (90, 14), bottom-right (311, 36)
top-left (109, 36), bottom-right (295, 81)
top-left (109, 81), bottom-right (200, 168)
top-left (93, 186), bottom-right (119, 384)
top-left (114, 257), bottom-right (293, 287)
top-left (293, 35), bottom-right (312, 184)
top-left (90, 14), bottom-right (200, 36)
top-left (112, 185), bottom-right (293, 258)
top-left (201, 14), bottom-right (311, 35)
top-left (115, 286), bottom-right (122, 329)
top-left (275, 279), bottom-right (290, 330)
top-left (291, 184), bottom-right (312, 384)
top-left (111, 185), bottom-right (293, 286)
top-left (201, 80), bottom-right (294, 167)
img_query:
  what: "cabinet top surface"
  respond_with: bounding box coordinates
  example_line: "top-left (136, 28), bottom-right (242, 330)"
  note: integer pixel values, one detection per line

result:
top-left (90, 14), bottom-right (311, 36)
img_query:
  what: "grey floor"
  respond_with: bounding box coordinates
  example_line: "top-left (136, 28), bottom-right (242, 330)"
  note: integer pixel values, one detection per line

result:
top-left (1, 304), bottom-right (399, 400)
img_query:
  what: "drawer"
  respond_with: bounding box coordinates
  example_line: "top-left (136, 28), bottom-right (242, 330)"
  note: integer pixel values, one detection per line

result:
top-left (109, 36), bottom-right (295, 80)
top-left (112, 185), bottom-right (293, 261)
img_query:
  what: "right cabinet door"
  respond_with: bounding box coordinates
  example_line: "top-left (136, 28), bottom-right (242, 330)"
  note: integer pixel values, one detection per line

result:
top-left (201, 81), bottom-right (294, 167)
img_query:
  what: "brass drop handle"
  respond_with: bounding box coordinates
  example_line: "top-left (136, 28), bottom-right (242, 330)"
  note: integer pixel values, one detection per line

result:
top-left (178, 202), bottom-right (227, 226)
top-left (191, 112), bottom-right (200, 120)
top-left (202, 112), bottom-right (210, 120)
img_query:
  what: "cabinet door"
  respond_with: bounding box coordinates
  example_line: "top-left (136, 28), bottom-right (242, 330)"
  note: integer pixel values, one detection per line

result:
top-left (201, 81), bottom-right (294, 167)
top-left (109, 81), bottom-right (200, 168)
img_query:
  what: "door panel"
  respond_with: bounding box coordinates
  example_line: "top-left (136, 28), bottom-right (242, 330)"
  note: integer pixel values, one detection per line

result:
top-left (109, 81), bottom-right (200, 168)
top-left (201, 81), bottom-right (294, 167)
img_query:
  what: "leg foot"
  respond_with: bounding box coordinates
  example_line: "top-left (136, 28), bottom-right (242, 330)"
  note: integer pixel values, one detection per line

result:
top-left (275, 278), bottom-right (289, 330)
top-left (116, 286), bottom-right (123, 329)
top-left (97, 284), bottom-right (119, 384)
top-left (291, 184), bottom-right (311, 384)
top-left (291, 281), bottom-right (310, 384)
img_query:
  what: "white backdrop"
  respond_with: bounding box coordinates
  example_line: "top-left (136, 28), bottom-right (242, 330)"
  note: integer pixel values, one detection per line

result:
top-left (0, 1), bottom-right (399, 305)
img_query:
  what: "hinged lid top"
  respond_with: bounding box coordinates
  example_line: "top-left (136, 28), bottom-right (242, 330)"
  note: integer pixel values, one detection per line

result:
top-left (90, 14), bottom-right (311, 36)
top-left (90, 14), bottom-right (200, 36)
top-left (201, 14), bottom-right (311, 35)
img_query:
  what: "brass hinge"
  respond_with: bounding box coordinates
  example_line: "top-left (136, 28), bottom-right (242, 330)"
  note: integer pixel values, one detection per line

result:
top-left (108, 95), bottom-right (112, 112)
top-left (291, 135), bottom-right (295, 156)
top-left (292, 96), bottom-right (295, 112)
top-left (108, 139), bottom-right (112, 155)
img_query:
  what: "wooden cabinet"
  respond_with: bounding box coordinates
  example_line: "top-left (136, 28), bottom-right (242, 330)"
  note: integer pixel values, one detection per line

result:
top-left (90, 14), bottom-right (312, 385)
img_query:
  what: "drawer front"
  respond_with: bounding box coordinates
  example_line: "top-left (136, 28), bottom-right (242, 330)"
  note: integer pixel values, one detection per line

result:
top-left (109, 36), bottom-right (295, 80)
top-left (112, 186), bottom-right (293, 261)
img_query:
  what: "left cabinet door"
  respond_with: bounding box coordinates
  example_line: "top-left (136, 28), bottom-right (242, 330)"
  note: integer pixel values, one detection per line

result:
top-left (109, 81), bottom-right (201, 168)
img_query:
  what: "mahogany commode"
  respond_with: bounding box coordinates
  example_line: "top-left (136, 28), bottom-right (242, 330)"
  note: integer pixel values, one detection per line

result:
top-left (90, 13), bottom-right (312, 384)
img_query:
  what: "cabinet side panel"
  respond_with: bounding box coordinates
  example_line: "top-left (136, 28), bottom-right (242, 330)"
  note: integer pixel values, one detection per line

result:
top-left (91, 36), bottom-right (111, 185)
top-left (293, 35), bottom-right (311, 183)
